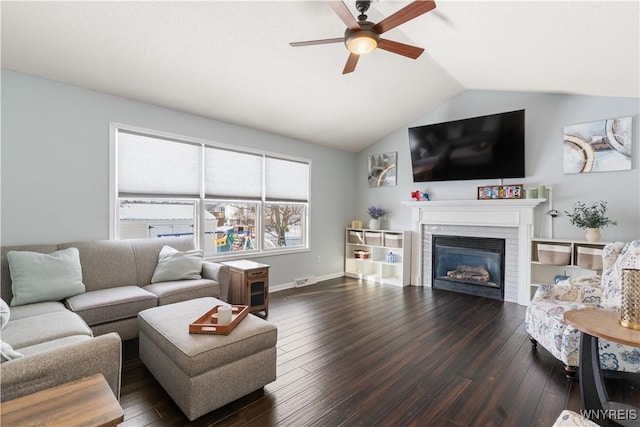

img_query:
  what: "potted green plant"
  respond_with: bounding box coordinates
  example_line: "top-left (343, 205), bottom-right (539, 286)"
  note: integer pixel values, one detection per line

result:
top-left (564, 201), bottom-right (617, 242)
top-left (367, 206), bottom-right (386, 230)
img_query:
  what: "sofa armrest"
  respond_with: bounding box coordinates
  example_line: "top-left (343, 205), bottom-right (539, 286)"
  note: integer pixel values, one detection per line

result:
top-left (202, 261), bottom-right (230, 302)
top-left (0, 332), bottom-right (122, 402)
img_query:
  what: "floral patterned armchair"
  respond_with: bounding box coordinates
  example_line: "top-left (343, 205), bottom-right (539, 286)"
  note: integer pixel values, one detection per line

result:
top-left (525, 240), bottom-right (640, 379)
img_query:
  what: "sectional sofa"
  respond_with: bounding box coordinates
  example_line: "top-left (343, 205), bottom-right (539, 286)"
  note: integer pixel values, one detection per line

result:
top-left (0, 236), bottom-right (230, 402)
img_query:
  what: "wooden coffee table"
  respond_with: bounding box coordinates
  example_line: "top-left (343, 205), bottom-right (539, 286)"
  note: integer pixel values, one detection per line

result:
top-left (1, 374), bottom-right (124, 427)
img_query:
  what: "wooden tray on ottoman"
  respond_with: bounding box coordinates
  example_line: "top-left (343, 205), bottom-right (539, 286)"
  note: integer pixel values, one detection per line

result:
top-left (189, 305), bottom-right (249, 335)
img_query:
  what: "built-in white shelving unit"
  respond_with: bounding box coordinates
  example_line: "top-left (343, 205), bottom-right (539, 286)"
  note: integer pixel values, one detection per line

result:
top-left (344, 228), bottom-right (411, 287)
top-left (529, 237), bottom-right (608, 299)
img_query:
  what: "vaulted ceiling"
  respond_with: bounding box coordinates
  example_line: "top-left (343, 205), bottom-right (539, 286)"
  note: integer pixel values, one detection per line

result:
top-left (2, 1), bottom-right (638, 152)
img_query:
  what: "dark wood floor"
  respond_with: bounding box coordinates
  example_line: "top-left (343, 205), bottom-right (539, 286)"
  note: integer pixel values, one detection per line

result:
top-left (119, 277), bottom-right (639, 426)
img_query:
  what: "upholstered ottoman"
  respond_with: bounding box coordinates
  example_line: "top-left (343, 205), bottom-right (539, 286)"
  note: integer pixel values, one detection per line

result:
top-left (137, 297), bottom-right (277, 421)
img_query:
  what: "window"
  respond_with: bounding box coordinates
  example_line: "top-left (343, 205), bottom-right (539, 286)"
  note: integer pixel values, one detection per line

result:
top-left (204, 201), bottom-right (258, 254)
top-left (111, 125), bottom-right (310, 258)
top-left (264, 203), bottom-right (306, 249)
top-left (119, 199), bottom-right (197, 240)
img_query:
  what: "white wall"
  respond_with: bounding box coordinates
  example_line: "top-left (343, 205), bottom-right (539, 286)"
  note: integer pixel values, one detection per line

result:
top-left (1, 70), bottom-right (357, 287)
top-left (356, 90), bottom-right (640, 243)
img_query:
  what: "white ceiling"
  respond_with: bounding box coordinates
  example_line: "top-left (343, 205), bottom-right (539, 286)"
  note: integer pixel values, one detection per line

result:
top-left (2, 1), bottom-right (639, 153)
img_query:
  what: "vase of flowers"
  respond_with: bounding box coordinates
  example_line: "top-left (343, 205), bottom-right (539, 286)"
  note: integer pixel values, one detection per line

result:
top-left (367, 206), bottom-right (386, 230)
top-left (564, 201), bottom-right (617, 242)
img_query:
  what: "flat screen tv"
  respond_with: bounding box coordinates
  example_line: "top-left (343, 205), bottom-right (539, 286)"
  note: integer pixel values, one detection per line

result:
top-left (408, 109), bottom-right (525, 182)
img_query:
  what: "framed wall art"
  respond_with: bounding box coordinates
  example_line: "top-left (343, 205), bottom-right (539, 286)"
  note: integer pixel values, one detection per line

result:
top-left (368, 151), bottom-right (397, 187)
top-left (563, 116), bottom-right (632, 174)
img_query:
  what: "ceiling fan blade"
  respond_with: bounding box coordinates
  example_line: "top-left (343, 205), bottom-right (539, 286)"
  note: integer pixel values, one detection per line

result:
top-left (325, 0), bottom-right (361, 30)
top-left (377, 39), bottom-right (425, 59)
top-left (342, 53), bottom-right (359, 74)
top-left (373, 0), bottom-right (436, 34)
top-left (290, 38), bottom-right (344, 47)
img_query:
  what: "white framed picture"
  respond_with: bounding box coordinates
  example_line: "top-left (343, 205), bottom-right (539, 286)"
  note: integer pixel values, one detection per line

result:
top-left (368, 152), bottom-right (397, 187)
top-left (563, 116), bottom-right (632, 174)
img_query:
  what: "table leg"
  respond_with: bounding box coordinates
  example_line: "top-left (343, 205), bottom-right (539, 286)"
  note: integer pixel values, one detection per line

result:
top-left (578, 333), bottom-right (640, 427)
top-left (579, 332), bottom-right (609, 415)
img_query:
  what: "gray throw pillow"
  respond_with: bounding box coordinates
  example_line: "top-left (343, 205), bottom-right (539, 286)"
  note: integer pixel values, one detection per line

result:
top-left (151, 245), bottom-right (204, 283)
top-left (8, 247), bottom-right (86, 306)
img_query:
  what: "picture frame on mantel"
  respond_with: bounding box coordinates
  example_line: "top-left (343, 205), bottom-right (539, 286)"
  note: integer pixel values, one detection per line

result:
top-left (477, 184), bottom-right (523, 200)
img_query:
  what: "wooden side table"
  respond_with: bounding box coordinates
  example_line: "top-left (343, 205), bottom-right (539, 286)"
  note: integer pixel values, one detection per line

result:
top-left (222, 260), bottom-right (269, 317)
top-left (0, 374), bottom-right (124, 427)
top-left (564, 309), bottom-right (640, 427)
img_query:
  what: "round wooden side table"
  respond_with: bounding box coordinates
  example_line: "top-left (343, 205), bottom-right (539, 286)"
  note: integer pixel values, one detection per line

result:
top-left (564, 309), bottom-right (640, 427)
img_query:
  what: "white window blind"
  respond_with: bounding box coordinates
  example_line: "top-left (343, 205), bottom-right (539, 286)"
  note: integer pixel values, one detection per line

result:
top-left (204, 147), bottom-right (263, 199)
top-left (118, 132), bottom-right (201, 196)
top-left (265, 157), bottom-right (309, 201)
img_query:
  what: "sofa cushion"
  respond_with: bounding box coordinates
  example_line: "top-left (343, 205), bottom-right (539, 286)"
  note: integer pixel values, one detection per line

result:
top-left (144, 279), bottom-right (219, 306)
top-left (8, 301), bottom-right (69, 321)
top-left (58, 239), bottom-right (140, 292)
top-left (17, 335), bottom-right (92, 357)
top-left (151, 246), bottom-right (203, 283)
top-left (2, 311), bottom-right (93, 350)
top-left (7, 248), bottom-right (85, 306)
top-left (65, 286), bottom-right (157, 326)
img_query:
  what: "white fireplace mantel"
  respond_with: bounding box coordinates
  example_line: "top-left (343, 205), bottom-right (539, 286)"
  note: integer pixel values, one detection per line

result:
top-left (402, 199), bottom-right (547, 306)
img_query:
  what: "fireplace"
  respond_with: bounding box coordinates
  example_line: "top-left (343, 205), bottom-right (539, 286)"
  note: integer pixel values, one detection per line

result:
top-left (432, 235), bottom-right (505, 300)
top-left (402, 199), bottom-right (546, 305)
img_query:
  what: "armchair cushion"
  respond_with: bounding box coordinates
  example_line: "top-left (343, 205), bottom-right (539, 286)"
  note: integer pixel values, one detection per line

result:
top-left (601, 240), bottom-right (640, 308)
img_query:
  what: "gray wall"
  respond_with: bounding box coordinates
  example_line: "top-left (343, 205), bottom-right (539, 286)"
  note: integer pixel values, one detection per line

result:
top-left (356, 90), bottom-right (640, 242)
top-left (3, 70), bottom-right (639, 288)
top-left (1, 70), bottom-right (357, 287)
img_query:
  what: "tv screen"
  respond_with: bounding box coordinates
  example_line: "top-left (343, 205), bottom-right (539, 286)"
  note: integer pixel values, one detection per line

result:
top-left (408, 109), bottom-right (525, 182)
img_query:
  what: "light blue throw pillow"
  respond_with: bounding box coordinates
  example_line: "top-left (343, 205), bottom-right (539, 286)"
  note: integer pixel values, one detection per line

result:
top-left (8, 247), bottom-right (86, 306)
top-left (151, 245), bottom-right (203, 283)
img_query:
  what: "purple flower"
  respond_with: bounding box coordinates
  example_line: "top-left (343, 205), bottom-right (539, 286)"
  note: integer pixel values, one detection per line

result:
top-left (367, 206), bottom-right (386, 219)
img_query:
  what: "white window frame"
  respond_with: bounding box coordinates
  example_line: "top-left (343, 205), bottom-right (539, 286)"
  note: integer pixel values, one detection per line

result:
top-left (110, 123), bottom-right (311, 260)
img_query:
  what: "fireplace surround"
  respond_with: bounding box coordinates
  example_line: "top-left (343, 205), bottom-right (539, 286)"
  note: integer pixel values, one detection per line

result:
top-left (402, 199), bottom-right (546, 305)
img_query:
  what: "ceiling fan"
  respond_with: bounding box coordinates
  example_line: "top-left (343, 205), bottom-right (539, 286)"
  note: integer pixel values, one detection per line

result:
top-left (290, 0), bottom-right (436, 74)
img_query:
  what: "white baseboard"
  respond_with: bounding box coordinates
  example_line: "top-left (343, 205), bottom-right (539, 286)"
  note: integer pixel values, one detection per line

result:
top-left (270, 272), bottom-right (345, 293)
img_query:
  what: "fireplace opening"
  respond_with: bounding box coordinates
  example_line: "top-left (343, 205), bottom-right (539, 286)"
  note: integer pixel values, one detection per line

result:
top-left (432, 235), bottom-right (505, 300)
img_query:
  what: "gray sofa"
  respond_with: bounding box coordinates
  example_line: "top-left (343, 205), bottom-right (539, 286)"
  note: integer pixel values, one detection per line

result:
top-left (0, 236), bottom-right (230, 402)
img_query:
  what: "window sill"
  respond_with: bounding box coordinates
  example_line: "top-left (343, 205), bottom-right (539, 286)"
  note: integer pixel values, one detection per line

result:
top-left (205, 247), bottom-right (310, 263)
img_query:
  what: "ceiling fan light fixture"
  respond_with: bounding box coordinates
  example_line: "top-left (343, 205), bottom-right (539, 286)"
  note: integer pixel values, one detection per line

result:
top-left (344, 23), bottom-right (380, 55)
top-left (346, 32), bottom-right (378, 55)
